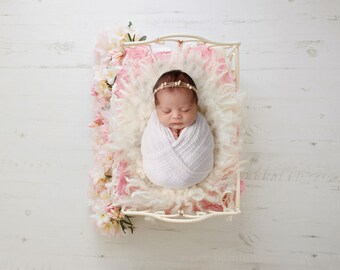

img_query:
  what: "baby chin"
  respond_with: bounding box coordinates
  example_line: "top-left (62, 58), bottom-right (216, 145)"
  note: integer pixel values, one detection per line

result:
top-left (169, 123), bottom-right (185, 129)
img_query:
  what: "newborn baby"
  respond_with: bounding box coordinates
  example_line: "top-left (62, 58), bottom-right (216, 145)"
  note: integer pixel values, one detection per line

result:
top-left (141, 70), bottom-right (214, 189)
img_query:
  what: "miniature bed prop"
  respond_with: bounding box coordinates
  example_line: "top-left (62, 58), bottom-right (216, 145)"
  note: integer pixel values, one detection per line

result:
top-left (89, 26), bottom-right (245, 236)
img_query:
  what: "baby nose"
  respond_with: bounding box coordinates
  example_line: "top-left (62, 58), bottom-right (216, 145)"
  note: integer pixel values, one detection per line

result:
top-left (172, 111), bottom-right (182, 119)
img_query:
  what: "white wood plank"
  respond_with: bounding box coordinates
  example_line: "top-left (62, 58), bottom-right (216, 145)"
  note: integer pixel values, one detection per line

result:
top-left (1, 0), bottom-right (340, 269)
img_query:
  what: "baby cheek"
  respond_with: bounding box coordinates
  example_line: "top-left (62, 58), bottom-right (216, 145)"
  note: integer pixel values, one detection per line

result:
top-left (190, 110), bottom-right (197, 119)
top-left (161, 115), bottom-right (171, 126)
top-left (190, 113), bottom-right (197, 125)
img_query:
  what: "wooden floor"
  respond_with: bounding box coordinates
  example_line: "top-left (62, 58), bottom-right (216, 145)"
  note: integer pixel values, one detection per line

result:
top-left (1, 0), bottom-right (339, 269)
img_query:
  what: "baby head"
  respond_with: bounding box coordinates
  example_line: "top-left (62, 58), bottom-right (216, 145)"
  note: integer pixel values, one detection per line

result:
top-left (153, 70), bottom-right (198, 131)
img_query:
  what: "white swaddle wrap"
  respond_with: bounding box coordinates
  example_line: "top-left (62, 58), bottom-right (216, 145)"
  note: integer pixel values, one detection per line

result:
top-left (141, 111), bottom-right (214, 189)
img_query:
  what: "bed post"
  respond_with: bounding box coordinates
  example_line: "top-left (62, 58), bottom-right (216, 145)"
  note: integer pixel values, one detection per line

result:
top-left (234, 44), bottom-right (241, 212)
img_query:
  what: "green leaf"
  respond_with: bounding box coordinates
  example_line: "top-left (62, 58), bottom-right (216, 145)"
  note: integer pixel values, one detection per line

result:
top-left (119, 215), bottom-right (134, 234)
top-left (127, 33), bottom-right (133, 42)
top-left (120, 220), bottom-right (127, 234)
top-left (139, 35), bottom-right (147, 41)
top-left (126, 215), bottom-right (133, 222)
top-left (121, 219), bottom-right (132, 226)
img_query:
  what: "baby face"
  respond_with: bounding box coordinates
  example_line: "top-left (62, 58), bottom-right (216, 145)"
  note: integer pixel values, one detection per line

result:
top-left (156, 88), bottom-right (197, 131)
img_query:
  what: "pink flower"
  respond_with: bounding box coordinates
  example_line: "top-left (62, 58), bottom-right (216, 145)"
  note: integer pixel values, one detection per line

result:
top-left (120, 46), bottom-right (151, 79)
top-left (153, 51), bottom-right (171, 61)
top-left (88, 118), bottom-right (104, 128)
top-left (105, 203), bottom-right (125, 220)
top-left (200, 199), bottom-right (223, 211)
top-left (117, 161), bottom-right (128, 195)
top-left (107, 49), bottom-right (125, 66)
top-left (91, 85), bottom-right (98, 96)
top-left (88, 112), bottom-right (104, 127)
top-left (216, 57), bottom-right (234, 84)
top-left (114, 68), bottom-right (130, 98)
top-left (187, 44), bottom-right (213, 58)
top-left (123, 46), bottom-right (150, 63)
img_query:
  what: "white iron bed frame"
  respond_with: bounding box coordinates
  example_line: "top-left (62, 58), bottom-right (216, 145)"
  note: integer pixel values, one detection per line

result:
top-left (120, 34), bottom-right (241, 223)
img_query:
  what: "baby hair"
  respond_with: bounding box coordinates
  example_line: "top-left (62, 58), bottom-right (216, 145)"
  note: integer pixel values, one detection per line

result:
top-left (153, 70), bottom-right (198, 105)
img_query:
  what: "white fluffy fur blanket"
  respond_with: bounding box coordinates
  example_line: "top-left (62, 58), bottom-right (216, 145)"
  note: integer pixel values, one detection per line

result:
top-left (141, 110), bottom-right (214, 189)
top-left (105, 44), bottom-right (245, 213)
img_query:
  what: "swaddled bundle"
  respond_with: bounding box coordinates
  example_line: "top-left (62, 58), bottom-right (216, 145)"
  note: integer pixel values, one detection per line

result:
top-left (141, 111), bottom-right (214, 189)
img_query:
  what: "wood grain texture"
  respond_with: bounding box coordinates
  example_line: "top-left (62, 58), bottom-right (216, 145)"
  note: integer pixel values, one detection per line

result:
top-left (1, 0), bottom-right (340, 269)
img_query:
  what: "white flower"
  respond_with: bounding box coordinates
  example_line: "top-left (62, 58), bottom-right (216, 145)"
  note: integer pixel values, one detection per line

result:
top-left (102, 220), bottom-right (119, 236)
top-left (105, 66), bottom-right (121, 85)
top-left (91, 201), bottom-right (122, 236)
top-left (91, 204), bottom-right (110, 228)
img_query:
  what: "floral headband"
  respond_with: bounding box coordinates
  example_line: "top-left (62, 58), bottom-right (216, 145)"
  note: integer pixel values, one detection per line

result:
top-left (153, 80), bottom-right (198, 95)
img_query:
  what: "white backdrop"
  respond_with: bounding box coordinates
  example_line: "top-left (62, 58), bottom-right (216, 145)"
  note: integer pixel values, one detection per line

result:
top-left (1, 0), bottom-right (340, 269)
